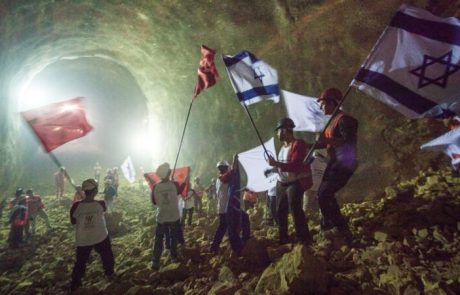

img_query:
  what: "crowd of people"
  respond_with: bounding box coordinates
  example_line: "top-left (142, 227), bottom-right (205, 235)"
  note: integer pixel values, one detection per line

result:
top-left (2, 87), bottom-right (359, 292)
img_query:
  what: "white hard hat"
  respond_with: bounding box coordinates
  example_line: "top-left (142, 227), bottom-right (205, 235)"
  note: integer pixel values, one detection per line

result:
top-left (156, 163), bottom-right (171, 179)
top-left (216, 160), bottom-right (229, 168)
top-left (82, 179), bottom-right (98, 191)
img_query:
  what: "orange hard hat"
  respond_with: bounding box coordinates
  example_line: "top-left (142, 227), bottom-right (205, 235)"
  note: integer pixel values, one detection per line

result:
top-left (319, 88), bottom-right (343, 103)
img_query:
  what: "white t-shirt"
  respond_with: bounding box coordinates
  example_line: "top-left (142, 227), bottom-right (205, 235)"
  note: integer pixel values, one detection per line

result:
top-left (70, 201), bottom-right (108, 247)
top-left (216, 178), bottom-right (229, 214)
top-left (278, 144), bottom-right (296, 183)
top-left (152, 181), bottom-right (181, 223)
top-left (180, 191), bottom-right (195, 210)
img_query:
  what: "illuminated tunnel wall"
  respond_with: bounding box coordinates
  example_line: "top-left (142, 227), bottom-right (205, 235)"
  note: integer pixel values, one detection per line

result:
top-left (0, 0), bottom-right (456, 198)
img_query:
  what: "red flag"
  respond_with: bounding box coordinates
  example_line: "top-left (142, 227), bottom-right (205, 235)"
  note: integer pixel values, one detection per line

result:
top-left (21, 97), bottom-right (93, 152)
top-left (193, 45), bottom-right (220, 99)
top-left (144, 166), bottom-right (190, 197)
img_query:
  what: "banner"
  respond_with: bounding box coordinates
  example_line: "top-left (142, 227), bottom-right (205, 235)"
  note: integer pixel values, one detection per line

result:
top-left (223, 50), bottom-right (279, 106)
top-left (120, 156), bottom-right (136, 184)
top-left (351, 4), bottom-right (460, 118)
top-left (282, 90), bottom-right (330, 132)
top-left (144, 166), bottom-right (190, 197)
top-left (194, 45), bottom-right (220, 98)
top-left (238, 138), bottom-right (278, 192)
top-left (21, 97), bottom-right (93, 152)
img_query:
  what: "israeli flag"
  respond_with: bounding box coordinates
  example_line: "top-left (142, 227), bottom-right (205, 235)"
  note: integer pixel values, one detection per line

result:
top-left (351, 4), bottom-right (460, 118)
top-left (421, 127), bottom-right (460, 166)
top-left (223, 50), bottom-right (280, 106)
top-left (121, 156), bottom-right (136, 184)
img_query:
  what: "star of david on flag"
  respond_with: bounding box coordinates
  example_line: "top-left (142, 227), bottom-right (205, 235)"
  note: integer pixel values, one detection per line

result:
top-left (223, 50), bottom-right (280, 106)
top-left (351, 4), bottom-right (460, 118)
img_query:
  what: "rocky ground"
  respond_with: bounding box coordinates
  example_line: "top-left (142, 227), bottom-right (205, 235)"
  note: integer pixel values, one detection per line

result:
top-left (1, 167), bottom-right (460, 295)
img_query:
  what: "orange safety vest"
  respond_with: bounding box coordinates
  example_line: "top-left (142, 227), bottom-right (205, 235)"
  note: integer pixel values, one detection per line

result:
top-left (323, 112), bottom-right (345, 149)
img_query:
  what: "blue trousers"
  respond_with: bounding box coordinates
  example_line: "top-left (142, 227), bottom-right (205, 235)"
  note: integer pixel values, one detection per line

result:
top-left (210, 210), bottom-right (250, 255)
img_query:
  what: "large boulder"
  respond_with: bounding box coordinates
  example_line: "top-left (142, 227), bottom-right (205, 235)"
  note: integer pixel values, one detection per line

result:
top-left (255, 245), bottom-right (328, 294)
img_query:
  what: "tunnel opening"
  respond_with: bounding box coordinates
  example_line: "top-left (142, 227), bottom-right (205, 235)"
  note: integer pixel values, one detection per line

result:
top-left (16, 57), bottom-right (150, 194)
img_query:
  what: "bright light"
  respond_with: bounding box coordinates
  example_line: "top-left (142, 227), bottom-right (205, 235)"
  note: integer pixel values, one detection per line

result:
top-left (131, 116), bottom-right (165, 163)
top-left (17, 83), bottom-right (54, 111)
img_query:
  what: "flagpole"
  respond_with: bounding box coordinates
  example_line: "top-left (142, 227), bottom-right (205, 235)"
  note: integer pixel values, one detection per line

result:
top-left (172, 100), bottom-right (194, 179)
top-left (303, 85), bottom-right (352, 164)
top-left (242, 104), bottom-right (270, 157)
top-left (22, 119), bottom-right (77, 188)
top-left (48, 151), bottom-right (76, 188)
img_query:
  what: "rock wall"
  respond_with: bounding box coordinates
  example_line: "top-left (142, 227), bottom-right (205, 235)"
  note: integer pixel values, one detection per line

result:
top-left (1, 0), bottom-right (459, 200)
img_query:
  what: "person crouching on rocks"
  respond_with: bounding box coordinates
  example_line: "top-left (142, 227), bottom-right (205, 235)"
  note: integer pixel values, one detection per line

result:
top-left (151, 162), bottom-right (187, 270)
top-left (69, 179), bottom-right (115, 292)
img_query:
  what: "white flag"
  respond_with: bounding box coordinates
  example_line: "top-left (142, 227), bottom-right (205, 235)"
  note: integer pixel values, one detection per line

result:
top-left (421, 127), bottom-right (460, 166)
top-left (282, 90), bottom-right (331, 132)
top-left (351, 4), bottom-right (460, 118)
top-left (238, 138), bottom-right (278, 192)
top-left (223, 50), bottom-right (280, 106)
top-left (121, 156), bottom-right (136, 184)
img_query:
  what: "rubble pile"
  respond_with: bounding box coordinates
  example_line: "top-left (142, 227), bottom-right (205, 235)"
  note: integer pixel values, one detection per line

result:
top-left (0, 167), bottom-right (459, 294)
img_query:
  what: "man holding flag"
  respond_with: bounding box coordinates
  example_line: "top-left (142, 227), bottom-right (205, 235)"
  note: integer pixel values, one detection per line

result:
top-left (267, 118), bottom-right (313, 245)
top-left (314, 88), bottom-right (358, 237)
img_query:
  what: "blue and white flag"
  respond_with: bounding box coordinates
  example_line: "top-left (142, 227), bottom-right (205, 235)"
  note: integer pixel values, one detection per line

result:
top-left (421, 127), bottom-right (460, 166)
top-left (351, 4), bottom-right (460, 118)
top-left (121, 156), bottom-right (136, 184)
top-left (282, 90), bottom-right (331, 132)
top-left (223, 50), bottom-right (280, 106)
top-left (238, 138), bottom-right (278, 192)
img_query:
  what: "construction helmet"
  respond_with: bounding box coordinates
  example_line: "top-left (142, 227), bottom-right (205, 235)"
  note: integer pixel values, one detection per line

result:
top-left (275, 117), bottom-right (296, 131)
top-left (216, 160), bottom-right (229, 168)
top-left (82, 179), bottom-right (98, 191)
top-left (319, 88), bottom-right (343, 103)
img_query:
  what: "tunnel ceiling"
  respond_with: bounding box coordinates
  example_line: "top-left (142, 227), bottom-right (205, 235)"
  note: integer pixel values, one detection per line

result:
top-left (1, 0), bottom-right (459, 199)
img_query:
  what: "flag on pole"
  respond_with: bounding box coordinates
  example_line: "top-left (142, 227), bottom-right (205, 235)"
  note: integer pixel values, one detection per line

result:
top-left (21, 97), bottom-right (93, 152)
top-left (223, 50), bottom-right (280, 106)
top-left (121, 156), bottom-right (136, 184)
top-left (144, 166), bottom-right (190, 197)
top-left (238, 138), bottom-right (278, 192)
top-left (282, 90), bottom-right (331, 132)
top-left (420, 127), bottom-right (460, 166)
top-left (193, 45), bottom-right (220, 99)
top-left (351, 4), bottom-right (460, 118)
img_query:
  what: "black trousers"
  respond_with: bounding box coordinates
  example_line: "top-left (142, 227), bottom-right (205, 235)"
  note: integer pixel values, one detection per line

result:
top-left (317, 162), bottom-right (354, 230)
top-left (152, 220), bottom-right (181, 263)
top-left (71, 236), bottom-right (114, 288)
top-left (276, 181), bottom-right (310, 243)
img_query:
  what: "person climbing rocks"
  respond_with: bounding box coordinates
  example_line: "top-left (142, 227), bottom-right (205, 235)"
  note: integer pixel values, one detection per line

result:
top-left (192, 177), bottom-right (204, 214)
top-left (266, 117), bottom-right (313, 245)
top-left (54, 167), bottom-right (67, 198)
top-left (103, 179), bottom-right (117, 212)
top-left (180, 188), bottom-right (195, 226)
top-left (25, 189), bottom-right (52, 239)
top-left (315, 87), bottom-right (358, 239)
top-left (69, 179), bottom-right (115, 292)
top-left (210, 155), bottom-right (250, 255)
top-left (151, 163), bottom-right (187, 270)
